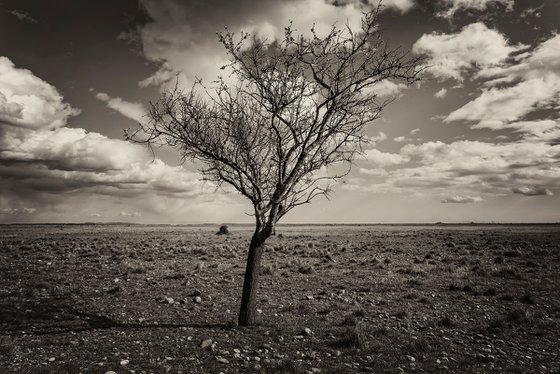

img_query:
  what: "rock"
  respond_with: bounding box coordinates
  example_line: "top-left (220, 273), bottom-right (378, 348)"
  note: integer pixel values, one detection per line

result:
top-left (105, 371), bottom-right (117, 374)
top-left (306, 295), bottom-right (314, 300)
top-left (48, 357), bottom-right (56, 362)
top-left (303, 327), bottom-right (313, 336)
top-left (216, 356), bottom-right (229, 364)
top-left (194, 296), bottom-right (202, 303)
top-left (120, 359), bottom-right (129, 366)
top-left (160, 296), bottom-right (174, 304)
top-left (201, 339), bottom-right (214, 349)
top-left (406, 355), bottom-right (416, 362)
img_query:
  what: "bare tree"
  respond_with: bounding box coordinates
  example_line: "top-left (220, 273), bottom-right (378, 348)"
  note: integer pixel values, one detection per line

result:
top-left (126, 7), bottom-right (422, 326)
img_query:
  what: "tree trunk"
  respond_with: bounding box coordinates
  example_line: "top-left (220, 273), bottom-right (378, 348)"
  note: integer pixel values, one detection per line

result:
top-left (238, 231), bottom-right (268, 326)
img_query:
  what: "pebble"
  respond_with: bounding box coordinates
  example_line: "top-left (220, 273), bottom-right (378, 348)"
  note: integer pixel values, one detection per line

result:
top-left (105, 372), bottom-right (117, 374)
top-left (160, 296), bottom-right (174, 304)
top-left (303, 327), bottom-right (313, 336)
top-left (216, 356), bottom-right (229, 364)
top-left (201, 339), bottom-right (213, 349)
top-left (194, 296), bottom-right (202, 303)
top-left (48, 357), bottom-right (55, 362)
top-left (120, 359), bottom-right (129, 366)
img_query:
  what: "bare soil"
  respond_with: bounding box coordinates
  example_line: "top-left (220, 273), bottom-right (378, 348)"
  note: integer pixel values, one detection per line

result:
top-left (1, 224), bottom-right (559, 373)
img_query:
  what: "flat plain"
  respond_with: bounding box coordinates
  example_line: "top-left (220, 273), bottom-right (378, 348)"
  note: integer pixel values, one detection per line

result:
top-left (1, 224), bottom-right (559, 373)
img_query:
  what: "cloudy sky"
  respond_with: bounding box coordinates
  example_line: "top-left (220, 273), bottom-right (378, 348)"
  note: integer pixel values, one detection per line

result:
top-left (1, 0), bottom-right (559, 224)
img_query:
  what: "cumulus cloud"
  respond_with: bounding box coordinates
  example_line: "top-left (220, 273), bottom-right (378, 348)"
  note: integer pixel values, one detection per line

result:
top-left (1, 127), bottom-right (147, 171)
top-left (0, 57), bottom-right (80, 129)
top-left (372, 80), bottom-right (408, 97)
top-left (441, 195), bottom-right (482, 203)
top-left (434, 88), bottom-right (447, 99)
top-left (356, 139), bottom-right (560, 198)
top-left (94, 91), bottom-right (148, 123)
top-left (512, 186), bottom-right (553, 196)
top-left (413, 23), bottom-right (524, 81)
top-left (0, 56), bottom-right (214, 218)
top-left (364, 148), bottom-right (410, 167)
top-left (137, 0), bottom-right (415, 88)
top-left (436, 0), bottom-right (513, 18)
top-left (445, 33), bottom-right (560, 135)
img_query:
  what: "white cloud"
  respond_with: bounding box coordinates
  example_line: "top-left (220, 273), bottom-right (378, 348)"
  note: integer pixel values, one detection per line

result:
top-left (356, 139), bottom-right (560, 198)
top-left (437, 0), bottom-right (514, 18)
top-left (394, 136), bottom-right (412, 143)
top-left (367, 131), bottom-right (388, 143)
top-left (413, 23), bottom-right (524, 81)
top-left (512, 186), bottom-right (553, 196)
top-left (441, 195), bottom-right (482, 203)
top-left (0, 57), bottom-right (80, 129)
top-left (0, 57), bottom-right (212, 207)
top-left (445, 77), bottom-right (559, 129)
top-left (1, 126), bottom-right (147, 171)
top-left (364, 148), bottom-right (410, 167)
top-left (138, 0), bottom-right (415, 89)
top-left (445, 33), bottom-right (560, 135)
top-left (434, 88), bottom-right (447, 98)
top-left (0, 207), bottom-right (36, 214)
top-left (372, 80), bottom-right (408, 97)
top-left (359, 167), bottom-right (389, 176)
top-left (120, 211), bottom-right (142, 217)
top-left (94, 91), bottom-right (147, 123)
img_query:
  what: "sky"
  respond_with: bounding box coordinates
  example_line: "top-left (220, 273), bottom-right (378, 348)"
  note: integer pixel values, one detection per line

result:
top-left (0, 0), bottom-right (559, 224)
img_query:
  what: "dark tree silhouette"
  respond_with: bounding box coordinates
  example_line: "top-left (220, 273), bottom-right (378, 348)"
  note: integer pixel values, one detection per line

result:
top-left (126, 7), bottom-right (422, 326)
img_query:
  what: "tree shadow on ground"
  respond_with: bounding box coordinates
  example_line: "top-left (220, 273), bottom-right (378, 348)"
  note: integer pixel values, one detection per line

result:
top-left (0, 298), bottom-right (233, 336)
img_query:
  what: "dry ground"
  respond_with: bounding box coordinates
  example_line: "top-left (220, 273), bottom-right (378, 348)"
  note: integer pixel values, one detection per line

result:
top-left (0, 224), bottom-right (559, 373)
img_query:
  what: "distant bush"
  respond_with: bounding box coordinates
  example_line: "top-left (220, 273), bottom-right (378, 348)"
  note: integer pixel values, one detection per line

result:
top-left (216, 224), bottom-right (230, 235)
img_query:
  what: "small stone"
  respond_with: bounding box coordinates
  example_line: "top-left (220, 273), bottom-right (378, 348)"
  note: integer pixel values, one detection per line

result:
top-left (194, 296), bottom-right (202, 303)
top-left (306, 295), bottom-right (314, 300)
top-left (48, 357), bottom-right (56, 362)
top-left (201, 339), bottom-right (213, 349)
top-left (303, 327), bottom-right (313, 336)
top-left (120, 359), bottom-right (129, 366)
top-left (216, 356), bottom-right (229, 364)
top-left (406, 355), bottom-right (416, 362)
top-left (105, 372), bottom-right (117, 374)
